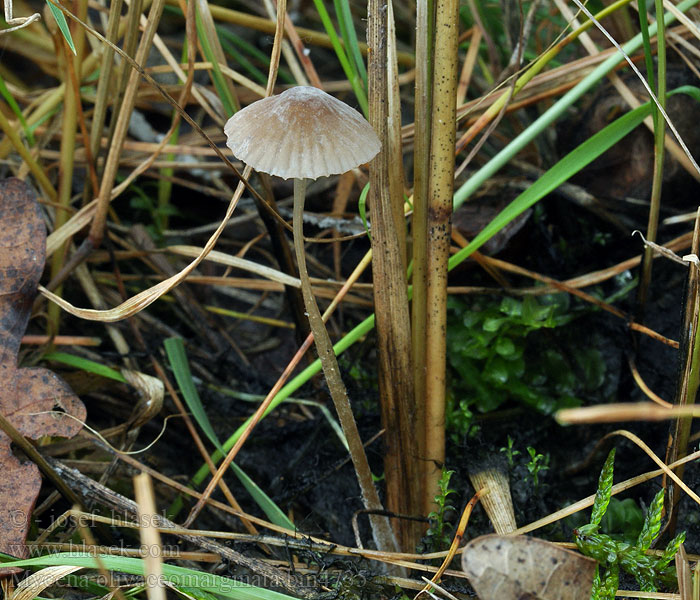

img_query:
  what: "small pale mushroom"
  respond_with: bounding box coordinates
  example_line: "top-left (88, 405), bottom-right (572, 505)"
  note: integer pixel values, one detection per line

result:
top-left (224, 87), bottom-right (395, 551)
top-left (224, 86), bottom-right (380, 181)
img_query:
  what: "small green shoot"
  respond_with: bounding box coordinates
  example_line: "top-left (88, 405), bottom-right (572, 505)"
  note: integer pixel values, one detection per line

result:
top-left (499, 435), bottom-right (520, 468)
top-left (575, 449), bottom-right (686, 598)
top-left (423, 468), bottom-right (456, 552)
top-left (525, 447), bottom-right (549, 493)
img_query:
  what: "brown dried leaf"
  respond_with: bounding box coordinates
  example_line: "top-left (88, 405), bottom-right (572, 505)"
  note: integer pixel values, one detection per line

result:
top-left (462, 534), bottom-right (596, 600)
top-left (0, 179), bottom-right (85, 575)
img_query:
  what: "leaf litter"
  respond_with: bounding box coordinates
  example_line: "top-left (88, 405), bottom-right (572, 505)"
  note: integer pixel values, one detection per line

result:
top-left (0, 178), bottom-right (85, 575)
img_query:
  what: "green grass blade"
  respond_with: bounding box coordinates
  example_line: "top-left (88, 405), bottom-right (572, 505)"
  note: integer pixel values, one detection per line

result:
top-left (46, 0), bottom-right (76, 55)
top-left (636, 0), bottom-right (655, 93)
top-left (195, 6), bottom-right (236, 116)
top-left (208, 385), bottom-right (348, 450)
top-left (0, 553), bottom-right (297, 600)
top-left (333, 0), bottom-right (367, 90)
top-left (218, 34), bottom-right (269, 86)
top-left (43, 351), bottom-right (127, 383)
top-left (161, 5), bottom-right (294, 85)
top-left (0, 73), bottom-right (34, 145)
top-left (311, 0), bottom-right (368, 116)
top-left (185, 314), bottom-right (376, 496)
top-left (453, 0), bottom-right (700, 210)
top-left (219, 30), bottom-right (295, 85)
top-left (228, 462), bottom-right (294, 530)
top-left (164, 338), bottom-right (294, 530)
top-left (164, 337), bottom-right (221, 451)
top-left (448, 86), bottom-right (700, 270)
top-left (358, 182), bottom-right (371, 242)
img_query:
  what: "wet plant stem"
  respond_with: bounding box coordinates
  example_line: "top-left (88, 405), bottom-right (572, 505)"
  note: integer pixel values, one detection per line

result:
top-left (637, 0), bottom-right (667, 312)
top-left (667, 211), bottom-right (700, 530)
top-left (422, 0), bottom-right (458, 514)
top-left (292, 178), bottom-right (396, 554)
top-left (411, 0), bottom-right (433, 510)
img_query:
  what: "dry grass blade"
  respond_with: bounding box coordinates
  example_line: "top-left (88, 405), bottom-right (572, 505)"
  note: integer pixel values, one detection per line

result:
top-left (607, 430), bottom-right (700, 506)
top-left (468, 460), bottom-right (517, 534)
top-left (557, 402), bottom-right (700, 423)
top-left (121, 370), bottom-right (164, 429)
top-left (134, 473), bottom-right (166, 600)
top-left (367, 0), bottom-right (419, 550)
top-left (39, 177), bottom-right (245, 321)
top-left (86, 0), bottom-right (166, 247)
top-left (419, 491), bottom-right (482, 595)
top-left (166, 245), bottom-right (301, 287)
top-left (10, 566), bottom-right (83, 600)
top-left (676, 544), bottom-right (692, 600)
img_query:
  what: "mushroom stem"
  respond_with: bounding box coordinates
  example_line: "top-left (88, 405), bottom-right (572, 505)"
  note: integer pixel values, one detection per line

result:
top-left (292, 178), bottom-right (397, 553)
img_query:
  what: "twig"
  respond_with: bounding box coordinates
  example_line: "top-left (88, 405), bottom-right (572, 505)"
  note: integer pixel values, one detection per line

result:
top-left (45, 458), bottom-right (316, 599)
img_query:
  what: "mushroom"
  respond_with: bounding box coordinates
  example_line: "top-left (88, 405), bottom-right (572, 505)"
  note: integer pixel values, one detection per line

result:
top-left (224, 86), bottom-right (380, 181)
top-left (224, 87), bottom-right (395, 551)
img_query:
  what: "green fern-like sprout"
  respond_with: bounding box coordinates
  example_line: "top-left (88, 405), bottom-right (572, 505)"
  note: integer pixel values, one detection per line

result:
top-left (636, 489), bottom-right (664, 551)
top-left (575, 448), bottom-right (686, 597)
top-left (598, 563), bottom-right (619, 600)
top-left (590, 449), bottom-right (615, 528)
top-left (424, 468), bottom-right (456, 551)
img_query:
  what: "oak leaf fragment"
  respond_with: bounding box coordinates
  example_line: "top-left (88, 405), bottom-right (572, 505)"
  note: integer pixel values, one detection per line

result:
top-left (0, 179), bottom-right (85, 575)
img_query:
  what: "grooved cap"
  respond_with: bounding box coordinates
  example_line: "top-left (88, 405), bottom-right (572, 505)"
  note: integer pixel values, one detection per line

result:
top-left (224, 86), bottom-right (381, 180)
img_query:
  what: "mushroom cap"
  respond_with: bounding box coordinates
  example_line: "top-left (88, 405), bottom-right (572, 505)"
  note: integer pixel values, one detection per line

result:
top-left (224, 86), bottom-right (381, 180)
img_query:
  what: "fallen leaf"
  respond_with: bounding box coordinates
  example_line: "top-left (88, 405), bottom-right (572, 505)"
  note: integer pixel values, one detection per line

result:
top-left (0, 179), bottom-right (85, 575)
top-left (461, 534), bottom-right (596, 600)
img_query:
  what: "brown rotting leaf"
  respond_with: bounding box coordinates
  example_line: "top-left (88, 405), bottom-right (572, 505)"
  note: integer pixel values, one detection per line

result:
top-left (0, 178), bottom-right (85, 575)
top-left (462, 534), bottom-right (596, 600)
